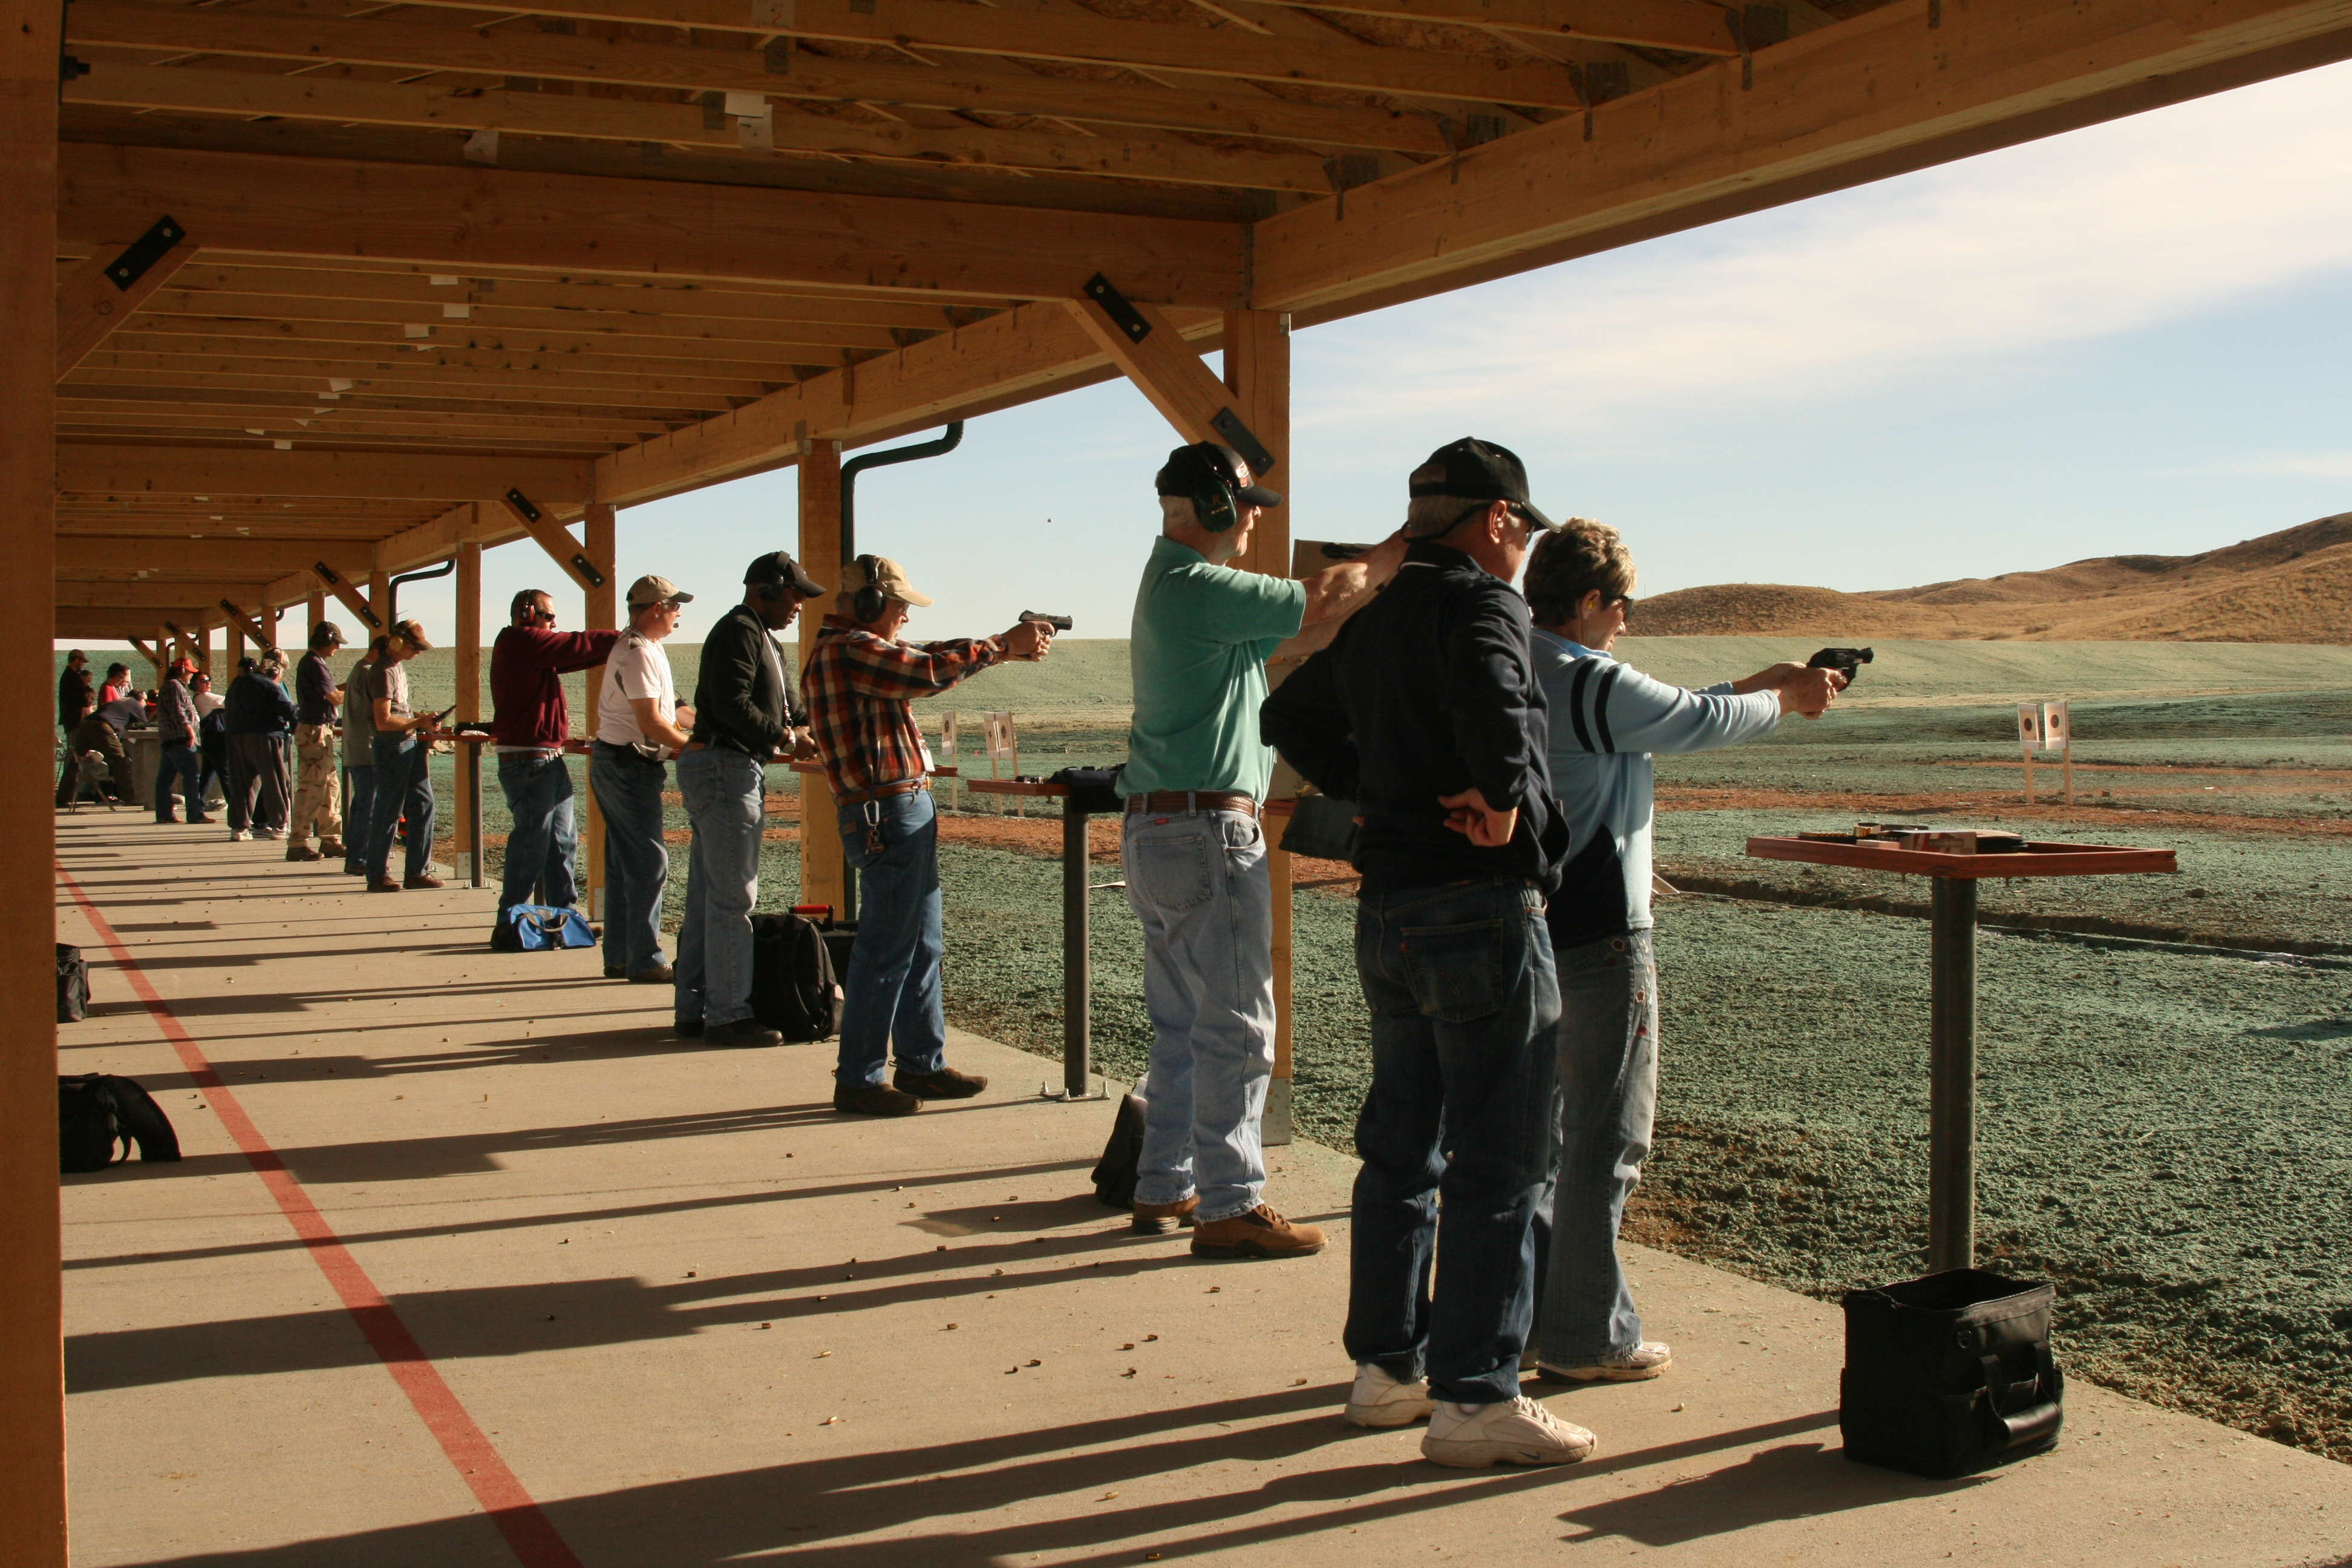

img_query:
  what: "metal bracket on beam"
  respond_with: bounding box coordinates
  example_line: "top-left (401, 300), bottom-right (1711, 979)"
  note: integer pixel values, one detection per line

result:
top-left (1082, 273), bottom-right (1152, 345)
top-left (103, 215), bottom-right (187, 292)
top-left (1209, 408), bottom-right (1276, 477)
top-left (503, 486), bottom-right (542, 524)
top-left (310, 563), bottom-right (382, 629)
top-left (506, 488), bottom-right (606, 588)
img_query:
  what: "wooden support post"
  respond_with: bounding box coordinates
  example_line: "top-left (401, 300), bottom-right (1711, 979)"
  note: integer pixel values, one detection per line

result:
top-left (1, 0), bottom-right (67, 1554)
top-left (581, 503), bottom-right (616, 918)
top-left (798, 440), bottom-right (846, 915)
top-left (313, 566), bottom-right (381, 637)
top-left (226, 618), bottom-right (245, 669)
top-left (1224, 309), bottom-right (1296, 1146)
top-left (368, 569), bottom-right (390, 632)
top-left (2062, 744), bottom-right (2074, 808)
top-left (452, 537), bottom-right (483, 884)
top-left (497, 492), bottom-right (603, 594)
top-left (195, 622), bottom-right (212, 675)
top-left (218, 601), bottom-right (269, 650)
top-left (307, 589), bottom-right (327, 640)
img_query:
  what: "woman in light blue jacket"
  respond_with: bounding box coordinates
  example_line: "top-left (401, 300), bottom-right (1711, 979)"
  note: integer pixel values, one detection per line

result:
top-left (1523, 521), bottom-right (1844, 1384)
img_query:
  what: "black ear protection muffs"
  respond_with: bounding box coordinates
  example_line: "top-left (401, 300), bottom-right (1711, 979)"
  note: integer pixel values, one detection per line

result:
top-left (1192, 474), bottom-right (1241, 534)
top-left (852, 554), bottom-right (888, 622)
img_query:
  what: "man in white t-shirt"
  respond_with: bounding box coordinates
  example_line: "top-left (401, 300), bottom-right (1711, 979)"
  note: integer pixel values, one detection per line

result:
top-left (590, 575), bottom-right (697, 985)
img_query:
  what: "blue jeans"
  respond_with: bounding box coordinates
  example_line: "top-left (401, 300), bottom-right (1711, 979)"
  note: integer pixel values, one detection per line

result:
top-left (1532, 930), bottom-right (1660, 1367)
top-left (675, 746), bottom-right (765, 1027)
top-left (365, 731), bottom-right (434, 882)
top-left (342, 765), bottom-right (376, 874)
top-left (155, 742), bottom-right (203, 822)
top-left (834, 788), bottom-right (948, 1086)
top-left (1345, 877), bottom-right (1561, 1406)
top-left (498, 753), bottom-right (577, 912)
top-left (589, 742), bottom-right (670, 976)
top-left (1120, 806), bottom-right (1274, 1223)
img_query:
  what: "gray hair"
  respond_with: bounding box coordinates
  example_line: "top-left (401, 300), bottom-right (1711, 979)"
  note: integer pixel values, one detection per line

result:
top-left (1404, 494), bottom-right (1498, 539)
top-left (1159, 495), bottom-right (1198, 530)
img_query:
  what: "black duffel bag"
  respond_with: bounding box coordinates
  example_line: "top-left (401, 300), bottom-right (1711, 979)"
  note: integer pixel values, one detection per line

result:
top-left (748, 911), bottom-right (840, 1042)
top-left (59, 1074), bottom-right (182, 1174)
top-left (57, 943), bottom-right (89, 1024)
top-left (1841, 1268), bottom-right (2063, 1477)
top-left (1047, 765), bottom-right (1125, 815)
top-left (1090, 1092), bottom-right (1148, 1210)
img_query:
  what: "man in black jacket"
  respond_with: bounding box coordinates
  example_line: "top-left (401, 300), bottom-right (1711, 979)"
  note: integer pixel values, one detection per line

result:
top-left (673, 550), bottom-right (824, 1047)
top-left (1262, 437), bottom-right (1592, 1470)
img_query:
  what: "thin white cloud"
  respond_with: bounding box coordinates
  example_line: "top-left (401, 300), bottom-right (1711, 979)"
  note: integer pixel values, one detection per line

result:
top-left (2181, 451), bottom-right (2352, 478)
top-left (1299, 59), bottom-right (2352, 437)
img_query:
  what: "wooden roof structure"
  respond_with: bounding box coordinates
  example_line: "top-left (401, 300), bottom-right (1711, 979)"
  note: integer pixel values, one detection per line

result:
top-left (11, 0), bottom-right (2352, 1557)
top-left (41, 0), bottom-right (2352, 647)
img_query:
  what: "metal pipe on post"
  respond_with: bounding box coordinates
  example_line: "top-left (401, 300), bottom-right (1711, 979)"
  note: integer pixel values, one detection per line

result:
top-left (1929, 875), bottom-right (1978, 1273)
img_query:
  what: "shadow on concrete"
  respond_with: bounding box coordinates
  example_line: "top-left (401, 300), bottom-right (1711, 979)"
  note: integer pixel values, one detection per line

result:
top-left (67, 1229), bottom-right (1183, 1393)
top-left (102, 1391), bottom-right (1884, 1568)
top-left (64, 1157), bottom-right (1099, 1272)
top-left (1557, 1433), bottom-right (1981, 1546)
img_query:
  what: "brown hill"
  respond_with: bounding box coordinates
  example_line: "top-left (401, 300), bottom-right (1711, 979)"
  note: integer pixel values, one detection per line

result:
top-left (1636, 513), bottom-right (2352, 642)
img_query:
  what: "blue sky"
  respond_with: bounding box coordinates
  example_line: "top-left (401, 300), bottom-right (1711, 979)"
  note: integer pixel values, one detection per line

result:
top-left (96, 57), bottom-right (2352, 648)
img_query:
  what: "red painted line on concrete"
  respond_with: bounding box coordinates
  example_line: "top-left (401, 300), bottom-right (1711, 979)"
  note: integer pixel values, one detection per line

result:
top-left (58, 865), bottom-right (584, 1568)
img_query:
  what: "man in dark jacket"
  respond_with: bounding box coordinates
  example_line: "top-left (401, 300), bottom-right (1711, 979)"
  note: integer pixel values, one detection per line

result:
top-left (58, 650), bottom-right (91, 738)
top-left (1261, 437), bottom-right (1590, 1470)
top-left (489, 589), bottom-right (624, 932)
top-left (224, 652), bottom-right (298, 840)
top-left (153, 658), bottom-right (207, 825)
top-left (673, 550), bottom-right (823, 1047)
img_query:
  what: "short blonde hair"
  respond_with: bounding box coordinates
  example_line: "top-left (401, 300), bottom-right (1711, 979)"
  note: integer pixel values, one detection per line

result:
top-left (1524, 520), bottom-right (1633, 627)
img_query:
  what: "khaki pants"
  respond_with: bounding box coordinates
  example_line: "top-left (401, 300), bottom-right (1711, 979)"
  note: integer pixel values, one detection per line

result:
top-left (289, 724), bottom-right (344, 846)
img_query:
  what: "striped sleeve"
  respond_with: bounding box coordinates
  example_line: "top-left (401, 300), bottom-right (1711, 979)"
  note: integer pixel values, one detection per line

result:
top-left (1560, 659), bottom-right (1780, 756)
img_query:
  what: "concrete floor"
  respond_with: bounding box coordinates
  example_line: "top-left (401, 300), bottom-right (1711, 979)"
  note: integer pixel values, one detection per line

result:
top-left (53, 812), bottom-right (2352, 1567)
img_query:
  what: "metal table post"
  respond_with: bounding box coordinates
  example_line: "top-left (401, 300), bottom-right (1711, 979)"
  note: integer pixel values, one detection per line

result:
top-left (1746, 833), bottom-right (2174, 1274)
top-left (464, 741), bottom-right (484, 889)
top-left (1062, 800), bottom-right (1089, 1097)
top-left (1929, 876), bottom-right (1977, 1273)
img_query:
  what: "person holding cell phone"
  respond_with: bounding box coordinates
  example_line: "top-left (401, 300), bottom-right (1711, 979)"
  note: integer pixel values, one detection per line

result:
top-left (487, 588), bottom-right (627, 943)
top-left (359, 617), bottom-right (445, 892)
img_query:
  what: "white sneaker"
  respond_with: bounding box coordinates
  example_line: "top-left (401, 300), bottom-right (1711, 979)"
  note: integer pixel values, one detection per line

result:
top-left (255, 826), bottom-right (281, 840)
top-left (230, 829), bottom-right (252, 841)
top-left (1422, 1397), bottom-right (1596, 1469)
top-left (1344, 1364), bottom-right (1434, 1428)
top-left (1539, 1342), bottom-right (1673, 1383)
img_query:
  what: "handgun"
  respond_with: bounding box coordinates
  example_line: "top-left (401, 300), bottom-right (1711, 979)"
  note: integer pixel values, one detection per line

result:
top-left (1019, 612), bottom-right (1074, 631)
top-left (1808, 647), bottom-right (1873, 685)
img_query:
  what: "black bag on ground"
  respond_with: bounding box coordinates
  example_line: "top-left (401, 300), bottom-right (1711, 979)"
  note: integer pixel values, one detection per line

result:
top-left (1840, 1268), bottom-right (2063, 1477)
top-left (1047, 765), bottom-right (1126, 815)
top-left (1279, 793), bottom-right (1360, 861)
top-left (749, 911), bottom-right (839, 1042)
top-left (58, 1074), bottom-right (182, 1174)
top-left (817, 921), bottom-right (857, 985)
top-left (56, 943), bottom-right (89, 1024)
top-left (1091, 1093), bottom-right (1148, 1210)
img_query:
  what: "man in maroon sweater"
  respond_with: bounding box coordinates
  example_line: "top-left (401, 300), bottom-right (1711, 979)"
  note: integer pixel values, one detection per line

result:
top-left (491, 588), bottom-right (625, 939)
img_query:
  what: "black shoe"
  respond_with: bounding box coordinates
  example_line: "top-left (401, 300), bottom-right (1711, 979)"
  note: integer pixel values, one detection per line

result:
top-left (834, 1083), bottom-right (923, 1117)
top-left (893, 1066), bottom-right (989, 1100)
top-left (708, 1018), bottom-right (783, 1048)
top-left (629, 963), bottom-right (676, 984)
top-left (675, 1019), bottom-right (704, 1039)
top-left (604, 965), bottom-right (626, 979)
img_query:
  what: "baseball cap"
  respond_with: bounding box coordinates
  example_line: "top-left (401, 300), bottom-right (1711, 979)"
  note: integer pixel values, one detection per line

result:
top-left (627, 573), bottom-right (694, 608)
top-left (312, 621), bottom-right (346, 648)
top-left (843, 554), bottom-right (933, 609)
top-left (743, 550), bottom-right (826, 596)
top-left (391, 617), bottom-right (433, 652)
top-left (1155, 442), bottom-right (1282, 509)
top-left (1404, 437), bottom-right (1558, 533)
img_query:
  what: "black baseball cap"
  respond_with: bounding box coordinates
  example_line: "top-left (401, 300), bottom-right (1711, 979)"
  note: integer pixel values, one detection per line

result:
top-left (743, 550), bottom-right (826, 596)
top-left (1155, 442), bottom-right (1282, 509)
top-left (1405, 437), bottom-right (1557, 533)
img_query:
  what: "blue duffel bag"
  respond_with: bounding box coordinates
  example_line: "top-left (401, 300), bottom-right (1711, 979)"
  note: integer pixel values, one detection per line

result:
top-left (494, 903), bottom-right (597, 952)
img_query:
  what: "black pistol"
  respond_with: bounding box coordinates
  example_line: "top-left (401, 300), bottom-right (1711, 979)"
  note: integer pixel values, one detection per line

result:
top-left (1808, 646), bottom-right (1873, 685)
top-left (1019, 612), bottom-right (1074, 631)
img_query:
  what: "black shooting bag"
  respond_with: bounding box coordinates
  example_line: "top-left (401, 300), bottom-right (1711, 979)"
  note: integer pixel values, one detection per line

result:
top-left (749, 912), bottom-right (840, 1042)
top-left (1047, 765), bottom-right (1126, 815)
top-left (59, 1074), bottom-right (182, 1174)
top-left (57, 943), bottom-right (89, 1024)
top-left (1840, 1268), bottom-right (2063, 1477)
top-left (1278, 793), bottom-right (1360, 862)
top-left (1091, 1092), bottom-right (1148, 1210)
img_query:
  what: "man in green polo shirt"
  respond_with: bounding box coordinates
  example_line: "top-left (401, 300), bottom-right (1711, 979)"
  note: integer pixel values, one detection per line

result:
top-left (1122, 440), bottom-right (1405, 1259)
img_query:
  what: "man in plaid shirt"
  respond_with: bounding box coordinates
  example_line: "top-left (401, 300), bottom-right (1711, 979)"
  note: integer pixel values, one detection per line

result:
top-left (805, 554), bottom-right (1053, 1116)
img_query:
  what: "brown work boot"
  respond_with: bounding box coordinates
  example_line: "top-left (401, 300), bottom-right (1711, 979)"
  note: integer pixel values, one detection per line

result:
top-left (628, 963), bottom-right (676, 984)
top-left (1132, 1196), bottom-right (1199, 1236)
top-left (284, 844), bottom-right (323, 862)
top-left (368, 877), bottom-right (402, 893)
top-left (318, 838), bottom-right (346, 858)
top-left (403, 874), bottom-right (446, 889)
top-left (834, 1083), bottom-right (923, 1117)
top-left (1191, 1204), bottom-right (1325, 1260)
top-left (893, 1066), bottom-right (988, 1100)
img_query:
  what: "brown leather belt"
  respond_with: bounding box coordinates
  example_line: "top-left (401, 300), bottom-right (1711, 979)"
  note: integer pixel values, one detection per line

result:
top-left (837, 777), bottom-right (929, 806)
top-left (1125, 790), bottom-right (1259, 817)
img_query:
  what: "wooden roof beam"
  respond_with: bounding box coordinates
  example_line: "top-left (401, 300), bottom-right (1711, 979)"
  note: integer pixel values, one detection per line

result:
top-left (62, 2), bottom-right (1451, 154)
top-left (57, 535), bottom-right (375, 580)
top-left (1253, 0), bottom-right (2352, 320)
top-left (53, 580), bottom-right (275, 610)
top-left (59, 145), bottom-right (1246, 307)
top-left (64, 65), bottom-right (1342, 194)
top-left (1068, 278), bottom-right (1276, 464)
top-left (495, 492), bottom-right (604, 593)
top-left (54, 443), bottom-right (596, 505)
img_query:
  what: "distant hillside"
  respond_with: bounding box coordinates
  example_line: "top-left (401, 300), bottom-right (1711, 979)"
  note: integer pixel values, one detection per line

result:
top-left (1635, 512), bottom-right (2352, 642)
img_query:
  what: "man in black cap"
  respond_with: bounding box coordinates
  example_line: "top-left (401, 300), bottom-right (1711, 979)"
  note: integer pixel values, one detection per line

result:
top-left (287, 621), bottom-right (349, 863)
top-left (1263, 436), bottom-right (1592, 1468)
top-left (673, 550), bottom-right (823, 1048)
top-left (1121, 440), bottom-right (1405, 1257)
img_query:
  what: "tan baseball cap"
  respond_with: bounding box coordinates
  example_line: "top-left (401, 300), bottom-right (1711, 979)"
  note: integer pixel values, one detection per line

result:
top-left (391, 617), bottom-right (433, 652)
top-left (844, 554), bottom-right (933, 609)
top-left (626, 573), bottom-right (694, 608)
